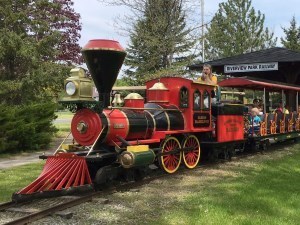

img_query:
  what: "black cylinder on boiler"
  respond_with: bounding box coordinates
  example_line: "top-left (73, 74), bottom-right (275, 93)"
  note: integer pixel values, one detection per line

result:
top-left (82, 40), bottom-right (126, 109)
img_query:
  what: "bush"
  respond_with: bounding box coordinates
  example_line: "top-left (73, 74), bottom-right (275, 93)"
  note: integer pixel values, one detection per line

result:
top-left (0, 103), bottom-right (58, 153)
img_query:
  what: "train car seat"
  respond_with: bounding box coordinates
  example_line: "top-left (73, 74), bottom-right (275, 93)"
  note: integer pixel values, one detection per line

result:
top-left (295, 112), bottom-right (300, 131)
top-left (276, 111), bottom-right (284, 133)
top-left (268, 113), bottom-right (276, 134)
top-left (259, 113), bottom-right (268, 136)
top-left (287, 113), bottom-right (294, 132)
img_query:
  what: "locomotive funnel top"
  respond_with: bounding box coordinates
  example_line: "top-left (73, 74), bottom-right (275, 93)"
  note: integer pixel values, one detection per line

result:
top-left (82, 39), bottom-right (126, 108)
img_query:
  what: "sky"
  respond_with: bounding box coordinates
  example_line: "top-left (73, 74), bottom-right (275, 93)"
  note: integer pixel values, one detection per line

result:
top-left (73, 0), bottom-right (300, 49)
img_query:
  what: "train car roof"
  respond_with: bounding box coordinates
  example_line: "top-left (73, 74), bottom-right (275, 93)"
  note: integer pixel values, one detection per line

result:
top-left (218, 77), bottom-right (300, 92)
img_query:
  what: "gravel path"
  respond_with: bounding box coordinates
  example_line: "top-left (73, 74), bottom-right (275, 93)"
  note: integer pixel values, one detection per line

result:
top-left (0, 138), bottom-right (61, 170)
top-left (0, 116), bottom-right (70, 170)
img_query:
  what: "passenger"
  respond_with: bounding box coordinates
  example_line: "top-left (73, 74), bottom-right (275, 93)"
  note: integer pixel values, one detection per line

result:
top-left (198, 64), bottom-right (217, 85)
top-left (253, 99), bottom-right (260, 107)
top-left (249, 107), bottom-right (261, 135)
top-left (284, 104), bottom-right (290, 114)
top-left (274, 103), bottom-right (283, 114)
top-left (198, 64), bottom-right (219, 103)
top-left (257, 103), bottom-right (264, 115)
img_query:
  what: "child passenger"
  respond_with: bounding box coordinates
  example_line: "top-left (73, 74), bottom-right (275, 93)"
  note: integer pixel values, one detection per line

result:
top-left (249, 107), bottom-right (261, 135)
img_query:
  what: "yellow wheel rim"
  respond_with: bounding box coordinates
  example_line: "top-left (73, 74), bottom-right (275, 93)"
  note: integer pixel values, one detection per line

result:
top-left (182, 135), bottom-right (200, 169)
top-left (159, 137), bottom-right (182, 174)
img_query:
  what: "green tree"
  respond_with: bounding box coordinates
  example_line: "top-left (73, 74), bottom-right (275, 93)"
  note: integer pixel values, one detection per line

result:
top-left (0, 0), bottom-right (81, 104)
top-left (0, 0), bottom-right (81, 152)
top-left (281, 16), bottom-right (300, 51)
top-left (123, 0), bottom-right (196, 85)
top-left (205, 0), bottom-right (277, 60)
top-left (0, 103), bottom-right (57, 153)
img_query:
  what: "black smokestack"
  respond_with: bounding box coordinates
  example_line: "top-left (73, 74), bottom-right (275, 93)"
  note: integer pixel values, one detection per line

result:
top-left (82, 40), bottom-right (126, 108)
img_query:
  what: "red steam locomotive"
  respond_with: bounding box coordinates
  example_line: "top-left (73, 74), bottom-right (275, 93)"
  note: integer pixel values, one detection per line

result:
top-left (14, 39), bottom-right (300, 200)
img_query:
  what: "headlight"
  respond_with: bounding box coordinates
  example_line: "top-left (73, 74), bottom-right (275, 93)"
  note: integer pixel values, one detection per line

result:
top-left (66, 82), bottom-right (76, 96)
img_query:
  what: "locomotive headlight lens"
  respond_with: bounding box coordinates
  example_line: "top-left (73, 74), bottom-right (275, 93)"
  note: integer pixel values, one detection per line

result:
top-left (66, 82), bottom-right (76, 96)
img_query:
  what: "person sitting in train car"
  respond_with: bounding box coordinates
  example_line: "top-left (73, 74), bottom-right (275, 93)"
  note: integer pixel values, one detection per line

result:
top-left (248, 107), bottom-right (261, 135)
top-left (198, 64), bottom-right (217, 85)
top-left (252, 99), bottom-right (263, 114)
top-left (253, 98), bottom-right (259, 107)
top-left (284, 104), bottom-right (290, 114)
top-left (257, 103), bottom-right (264, 115)
top-left (273, 102), bottom-right (283, 114)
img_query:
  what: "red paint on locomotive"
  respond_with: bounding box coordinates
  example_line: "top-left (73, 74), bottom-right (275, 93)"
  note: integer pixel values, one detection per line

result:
top-left (102, 109), bottom-right (129, 144)
top-left (83, 39), bottom-right (125, 52)
top-left (124, 95), bottom-right (144, 108)
top-left (147, 82), bottom-right (170, 103)
top-left (217, 115), bottom-right (244, 142)
top-left (71, 108), bottom-right (102, 146)
top-left (146, 77), bottom-right (216, 134)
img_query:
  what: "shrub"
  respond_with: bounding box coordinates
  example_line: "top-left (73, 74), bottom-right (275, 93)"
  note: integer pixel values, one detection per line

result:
top-left (0, 103), bottom-right (57, 153)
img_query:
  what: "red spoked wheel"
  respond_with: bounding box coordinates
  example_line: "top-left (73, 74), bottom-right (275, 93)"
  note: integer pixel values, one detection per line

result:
top-left (159, 136), bottom-right (182, 174)
top-left (182, 135), bottom-right (200, 169)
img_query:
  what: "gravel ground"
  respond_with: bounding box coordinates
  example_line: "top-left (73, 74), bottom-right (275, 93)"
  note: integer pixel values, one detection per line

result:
top-left (0, 145), bottom-right (293, 225)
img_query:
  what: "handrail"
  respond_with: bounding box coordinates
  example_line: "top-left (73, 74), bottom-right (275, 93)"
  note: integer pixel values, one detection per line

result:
top-left (86, 126), bottom-right (106, 156)
top-left (53, 131), bottom-right (72, 155)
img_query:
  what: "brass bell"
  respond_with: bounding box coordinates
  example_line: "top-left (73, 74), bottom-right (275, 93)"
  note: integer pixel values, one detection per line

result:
top-left (112, 93), bottom-right (123, 106)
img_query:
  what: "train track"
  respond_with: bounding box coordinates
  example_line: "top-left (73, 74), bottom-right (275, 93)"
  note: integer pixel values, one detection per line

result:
top-left (0, 169), bottom-right (169, 225)
top-left (0, 142), bottom-right (294, 225)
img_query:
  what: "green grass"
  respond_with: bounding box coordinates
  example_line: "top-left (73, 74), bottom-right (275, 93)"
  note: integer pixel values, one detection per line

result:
top-left (0, 161), bottom-right (45, 203)
top-left (54, 111), bottom-right (72, 137)
top-left (157, 146), bottom-right (300, 225)
top-left (55, 123), bottom-right (71, 131)
top-left (55, 111), bottom-right (73, 119)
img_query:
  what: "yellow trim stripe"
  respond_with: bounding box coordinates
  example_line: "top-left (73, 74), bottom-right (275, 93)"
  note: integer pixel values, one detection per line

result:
top-left (127, 145), bottom-right (149, 152)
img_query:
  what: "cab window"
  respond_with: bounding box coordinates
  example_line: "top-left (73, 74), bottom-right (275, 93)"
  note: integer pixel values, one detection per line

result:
top-left (193, 90), bottom-right (201, 111)
top-left (179, 87), bottom-right (189, 108)
top-left (203, 90), bottom-right (210, 110)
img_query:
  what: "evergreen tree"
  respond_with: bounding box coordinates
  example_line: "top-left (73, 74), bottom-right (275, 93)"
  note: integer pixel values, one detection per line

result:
top-left (281, 16), bottom-right (300, 51)
top-left (123, 0), bottom-right (195, 85)
top-left (205, 0), bottom-right (277, 60)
